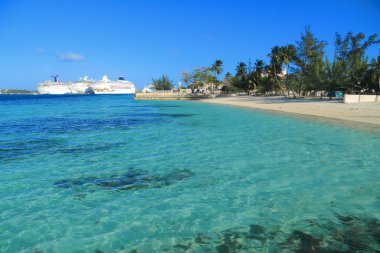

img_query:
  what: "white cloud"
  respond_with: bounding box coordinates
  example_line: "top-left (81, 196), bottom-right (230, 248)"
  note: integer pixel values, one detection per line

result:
top-left (57, 52), bottom-right (84, 61)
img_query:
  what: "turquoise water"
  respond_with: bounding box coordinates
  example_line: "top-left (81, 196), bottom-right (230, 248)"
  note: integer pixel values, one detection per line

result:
top-left (0, 95), bottom-right (379, 252)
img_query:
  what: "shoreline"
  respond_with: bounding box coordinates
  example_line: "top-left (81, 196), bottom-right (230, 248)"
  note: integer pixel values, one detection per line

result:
top-left (200, 96), bottom-right (380, 130)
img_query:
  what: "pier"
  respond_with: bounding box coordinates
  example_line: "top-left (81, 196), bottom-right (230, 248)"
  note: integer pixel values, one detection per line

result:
top-left (135, 91), bottom-right (211, 100)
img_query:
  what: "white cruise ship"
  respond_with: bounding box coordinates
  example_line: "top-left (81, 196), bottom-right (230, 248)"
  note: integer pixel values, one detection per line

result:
top-left (38, 82), bottom-right (73, 94)
top-left (91, 75), bottom-right (136, 94)
top-left (37, 75), bottom-right (136, 95)
top-left (70, 76), bottom-right (95, 94)
top-left (37, 75), bottom-right (75, 94)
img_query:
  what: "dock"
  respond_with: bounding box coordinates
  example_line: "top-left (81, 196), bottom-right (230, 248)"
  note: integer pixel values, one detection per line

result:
top-left (135, 92), bottom-right (211, 100)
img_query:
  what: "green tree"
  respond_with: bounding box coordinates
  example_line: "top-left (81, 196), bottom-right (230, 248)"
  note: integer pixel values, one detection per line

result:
top-left (210, 59), bottom-right (224, 76)
top-left (334, 32), bottom-right (379, 93)
top-left (309, 54), bottom-right (326, 96)
top-left (268, 46), bottom-right (285, 94)
top-left (236, 62), bottom-right (247, 78)
top-left (234, 62), bottom-right (248, 92)
top-left (181, 71), bottom-right (192, 90)
top-left (209, 60), bottom-right (223, 93)
top-left (281, 44), bottom-right (297, 96)
top-left (293, 26), bottom-right (327, 96)
top-left (324, 53), bottom-right (346, 99)
top-left (254, 59), bottom-right (265, 74)
top-left (248, 59), bottom-right (265, 93)
top-left (283, 73), bottom-right (300, 98)
top-left (369, 55), bottom-right (380, 94)
top-left (152, 75), bottom-right (173, 90)
top-left (182, 66), bottom-right (219, 94)
top-left (222, 72), bottom-right (233, 93)
top-left (267, 45), bottom-right (298, 96)
top-left (192, 67), bottom-right (217, 93)
top-left (324, 56), bottom-right (334, 98)
top-left (282, 44), bottom-right (297, 74)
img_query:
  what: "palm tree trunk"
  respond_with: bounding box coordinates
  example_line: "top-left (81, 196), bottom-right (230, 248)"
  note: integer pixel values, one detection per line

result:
top-left (273, 65), bottom-right (285, 96)
top-left (286, 63), bottom-right (290, 96)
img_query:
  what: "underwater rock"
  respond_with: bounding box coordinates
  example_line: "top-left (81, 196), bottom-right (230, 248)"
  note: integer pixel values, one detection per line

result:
top-left (283, 230), bottom-right (322, 252)
top-left (163, 169), bottom-right (195, 182)
top-left (215, 243), bottom-right (229, 253)
top-left (367, 218), bottom-right (380, 244)
top-left (194, 233), bottom-right (212, 245)
top-left (53, 169), bottom-right (194, 192)
top-left (332, 213), bottom-right (380, 251)
top-left (166, 214), bottom-right (380, 252)
top-left (249, 224), bottom-right (265, 234)
top-left (246, 224), bottom-right (268, 242)
top-left (173, 244), bottom-right (191, 251)
top-left (53, 176), bottom-right (97, 188)
top-left (336, 214), bottom-right (357, 223)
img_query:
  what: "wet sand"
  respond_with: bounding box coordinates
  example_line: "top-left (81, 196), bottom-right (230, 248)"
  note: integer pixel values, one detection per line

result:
top-left (201, 96), bottom-right (380, 129)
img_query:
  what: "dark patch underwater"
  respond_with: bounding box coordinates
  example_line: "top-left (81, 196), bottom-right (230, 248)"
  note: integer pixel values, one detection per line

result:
top-left (0, 138), bottom-right (64, 162)
top-left (53, 168), bottom-right (194, 192)
top-left (0, 112), bottom-right (194, 136)
top-left (158, 214), bottom-right (380, 252)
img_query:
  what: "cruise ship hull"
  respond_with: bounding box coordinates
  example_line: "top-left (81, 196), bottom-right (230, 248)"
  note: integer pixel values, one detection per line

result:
top-left (93, 90), bottom-right (135, 94)
top-left (38, 84), bottom-right (72, 94)
top-left (91, 79), bottom-right (136, 94)
top-left (70, 83), bottom-right (95, 94)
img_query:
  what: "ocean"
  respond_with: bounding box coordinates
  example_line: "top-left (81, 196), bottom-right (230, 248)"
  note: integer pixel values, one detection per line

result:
top-left (0, 94), bottom-right (379, 252)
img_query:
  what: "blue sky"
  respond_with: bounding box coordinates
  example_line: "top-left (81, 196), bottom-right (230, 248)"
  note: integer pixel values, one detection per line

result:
top-left (0, 0), bottom-right (379, 90)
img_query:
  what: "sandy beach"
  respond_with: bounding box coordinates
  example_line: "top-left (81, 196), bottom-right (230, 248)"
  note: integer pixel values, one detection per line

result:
top-left (201, 96), bottom-right (380, 129)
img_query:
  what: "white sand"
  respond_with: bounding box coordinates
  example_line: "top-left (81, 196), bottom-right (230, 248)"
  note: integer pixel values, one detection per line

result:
top-left (201, 96), bottom-right (380, 128)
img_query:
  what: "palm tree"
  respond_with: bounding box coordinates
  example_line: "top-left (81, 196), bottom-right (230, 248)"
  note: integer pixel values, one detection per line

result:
top-left (253, 59), bottom-right (265, 90)
top-left (268, 46), bottom-right (284, 94)
top-left (281, 44), bottom-right (296, 75)
top-left (236, 62), bottom-right (247, 78)
top-left (209, 60), bottom-right (223, 93)
top-left (254, 60), bottom-right (265, 75)
top-left (281, 45), bottom-right (297, 96)
top-left (211, 59), bottom-right (224, 76)
top-left (235, 62), bottom-right (248, 93)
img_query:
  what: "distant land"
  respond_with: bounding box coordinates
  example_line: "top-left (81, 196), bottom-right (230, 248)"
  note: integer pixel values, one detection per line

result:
top-left (0, 89), bottom-right (35, 94)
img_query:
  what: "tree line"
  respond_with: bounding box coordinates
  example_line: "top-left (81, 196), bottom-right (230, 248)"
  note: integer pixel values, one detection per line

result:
top-left (152, 27), bottom-right (380, 97)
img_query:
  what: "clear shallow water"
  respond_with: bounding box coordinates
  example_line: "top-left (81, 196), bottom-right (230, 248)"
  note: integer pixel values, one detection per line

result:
top-left (0, 94), bottom-right (379, 252)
